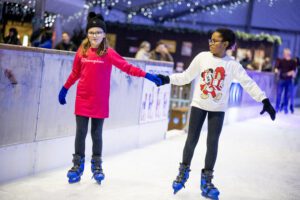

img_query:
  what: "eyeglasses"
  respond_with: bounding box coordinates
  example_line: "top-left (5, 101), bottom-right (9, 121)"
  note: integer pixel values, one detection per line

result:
top-left (88, 31), bottom-right (104, 36)
top-left (208, 39), bottom-right (223, 45)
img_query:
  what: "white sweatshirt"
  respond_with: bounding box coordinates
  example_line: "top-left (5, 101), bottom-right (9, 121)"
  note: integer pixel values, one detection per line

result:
top-left (170, 51), bottom-right (266, 112)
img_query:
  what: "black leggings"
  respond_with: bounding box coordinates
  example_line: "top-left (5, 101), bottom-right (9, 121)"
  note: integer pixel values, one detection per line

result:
top-left (182, 106), bottom-right (225, 170)
top-left (75, 115), bottom-right (104, 157)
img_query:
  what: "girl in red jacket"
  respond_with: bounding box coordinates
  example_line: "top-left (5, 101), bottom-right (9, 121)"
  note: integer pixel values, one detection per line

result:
top-left (58, 13), bottom-right (161, 184)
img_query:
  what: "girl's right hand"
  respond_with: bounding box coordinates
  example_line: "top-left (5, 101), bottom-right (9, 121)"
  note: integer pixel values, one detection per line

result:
top-left (58, 86), bottom-right (68, 105)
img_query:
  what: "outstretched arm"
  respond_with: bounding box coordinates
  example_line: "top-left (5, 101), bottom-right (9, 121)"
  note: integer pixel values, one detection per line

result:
top-left (108, 48), bottom-right (161, 86)
top-left (108, 48), bottom-right (146, 77)
top-left (233, 63), bottom-right (275, 120)
top-left (233, 63), bottom-right (266, 102)
top-left (157, 53), bottom-right (202, 86)
top-left (169, 54), bottom-right (202, 85)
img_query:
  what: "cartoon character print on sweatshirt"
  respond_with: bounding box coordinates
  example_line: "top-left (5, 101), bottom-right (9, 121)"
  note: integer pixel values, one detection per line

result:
top-left (200, 66), bottom-right (226, 101)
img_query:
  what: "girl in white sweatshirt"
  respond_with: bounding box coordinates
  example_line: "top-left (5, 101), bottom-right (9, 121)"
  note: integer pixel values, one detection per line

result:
top-left (157, 28), bottom-right (276, 200)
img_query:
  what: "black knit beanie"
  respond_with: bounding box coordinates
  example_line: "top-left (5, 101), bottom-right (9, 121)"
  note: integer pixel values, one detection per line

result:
top-left (86, 12), bottom-right (106, 33)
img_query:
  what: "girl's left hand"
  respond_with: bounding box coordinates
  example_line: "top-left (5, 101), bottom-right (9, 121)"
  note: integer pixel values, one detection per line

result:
top-left (145, 73), bottom-right (162, 86)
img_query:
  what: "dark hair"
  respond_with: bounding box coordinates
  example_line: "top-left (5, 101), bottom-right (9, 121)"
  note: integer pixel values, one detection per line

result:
top-left (40, 29), bottom-right (53, 43)
top-left (9, 28), bottom-right (18, 36)
top-left (215, 28), bottom-right (236, 50)
top-left (156, 40), bottom-right (166, 47)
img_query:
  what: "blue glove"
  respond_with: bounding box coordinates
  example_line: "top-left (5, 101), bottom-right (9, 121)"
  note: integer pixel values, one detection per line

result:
top-left (145, 73), bottom-right (162, 86)
top-left (58, 86), bottom-right (68, 105)
top-left (260, 98), bottom-right (276, 120)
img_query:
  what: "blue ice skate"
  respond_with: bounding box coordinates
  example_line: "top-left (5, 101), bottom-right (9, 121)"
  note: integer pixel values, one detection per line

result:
top-left (91, 155), bottom-right (105, 184)
top-left (172, 163), bottom-right (190, 194)
top-left (67, 154), bottom-right (85, 183)
top-left (201, 169), bottom-right (220, 200)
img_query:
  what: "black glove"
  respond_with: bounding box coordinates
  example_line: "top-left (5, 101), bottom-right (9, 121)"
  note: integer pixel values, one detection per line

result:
top-left (157, 74), bottom-right (170, 86)
top-left (260, 98), bottom-right (276, 120)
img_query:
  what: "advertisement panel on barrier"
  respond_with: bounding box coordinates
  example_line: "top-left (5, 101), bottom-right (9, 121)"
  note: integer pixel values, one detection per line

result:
top-left (139, 65), bottom-right (173, 124)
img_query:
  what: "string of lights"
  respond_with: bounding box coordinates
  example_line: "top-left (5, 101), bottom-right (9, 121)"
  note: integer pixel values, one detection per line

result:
top-left (63, 0), bottom-right (279, 25)
top-left (2, 1), bottom-right (36, 22)
top-left (2, 0), bottom-right (279, 27)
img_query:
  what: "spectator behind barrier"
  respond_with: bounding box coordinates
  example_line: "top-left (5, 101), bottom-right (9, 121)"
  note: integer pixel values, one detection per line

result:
top-left (30, 28), bottom-right (53, 49)
top-left (149, 40), bottom-right (174, 62)
top-left (55, 32), bottom-right (77, 51)
top-left (135, 41), bottom-right (151, 60)
top-left (274, 48), bottom-right (297, 114)
top-left (4, 27), bottom-right (21, 45)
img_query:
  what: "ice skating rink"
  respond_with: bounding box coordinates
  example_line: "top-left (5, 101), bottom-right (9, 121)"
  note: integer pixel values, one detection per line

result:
top-left (1, 110), bottom-right (300, 200)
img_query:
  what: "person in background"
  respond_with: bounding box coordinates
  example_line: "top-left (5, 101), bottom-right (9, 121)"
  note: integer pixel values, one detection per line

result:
top-left (31, 28), bottom-right (53, 49)
top-left (135, 41), bottom-right (151, 60)
top-left (4, 27), bottom-right (21, 45)
top-left (240, 50), bottom-right (252, 69)
top-left (289, 57), bottom-right (300, 113)
top-left (156, 28), bottom-right (275, 200)
top-left (262, 57), bottom-right (272, 72)
top-left (55, 32), bottom-right (77, 51)
top-left (274, 48), bottom-right (297, 113)
top-left (149, 40), bottom-right (174, 62)
top-left (58, 12), bottom-right (161, 185)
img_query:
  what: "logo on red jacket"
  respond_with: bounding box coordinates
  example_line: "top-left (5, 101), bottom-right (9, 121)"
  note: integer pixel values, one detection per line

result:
top-left (200, 67), bottom-right (225, 101)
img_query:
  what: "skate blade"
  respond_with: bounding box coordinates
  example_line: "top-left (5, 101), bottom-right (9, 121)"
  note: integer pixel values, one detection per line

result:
top-left (91, 175), bottom-right (105, 185)
top-left (172, 184), bottom-right (184, 194)
top-left (68, 177), bottom-right (81, 184)
top-left (201, 192), bottom-right (219, 200)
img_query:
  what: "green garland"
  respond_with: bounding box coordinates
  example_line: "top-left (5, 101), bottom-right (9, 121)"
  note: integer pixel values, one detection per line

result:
top-left (236, 31), bottom-right (282, 45)
top-left (107, 22), bottom-right (282, 45)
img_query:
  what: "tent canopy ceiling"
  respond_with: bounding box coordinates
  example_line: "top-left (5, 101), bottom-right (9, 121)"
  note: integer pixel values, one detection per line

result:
top-left (42, 0), bottom-right (300, 32)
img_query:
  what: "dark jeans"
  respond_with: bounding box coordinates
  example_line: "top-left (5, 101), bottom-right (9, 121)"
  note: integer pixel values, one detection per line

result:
top-left (75, 115), bottom-right (104, 157)
top-left (290, 83), bottom-right (298, 109)
top-left (182, 106), bottom-right (225, 170)
top-left (276, 79), bottom-right (293, 112)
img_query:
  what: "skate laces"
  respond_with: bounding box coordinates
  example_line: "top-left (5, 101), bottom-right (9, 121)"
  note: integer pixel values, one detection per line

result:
top-left (69, 164), bottom-right (81, 172)
top-left (93, 166), bottom-right (103, 174)
top-left (205, 182), bottom-right (217, 189)
top-left (202, 173), bottom-right (217, 190)
top-left (91, 159), bottom-right (103, 174)
top-left (91, 166), bottom-right (104, 179)
top-left (176, 165), bottom-right (190, 183)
